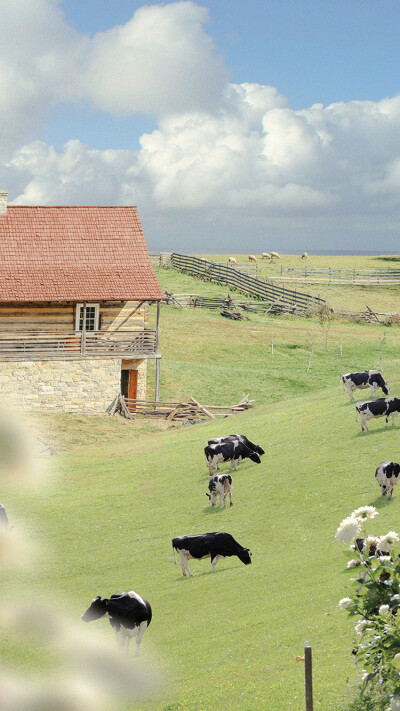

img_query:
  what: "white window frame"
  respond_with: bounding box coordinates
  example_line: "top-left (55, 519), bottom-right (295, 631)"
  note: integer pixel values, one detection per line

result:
top-left (75, 303), bottom-right (100, 332)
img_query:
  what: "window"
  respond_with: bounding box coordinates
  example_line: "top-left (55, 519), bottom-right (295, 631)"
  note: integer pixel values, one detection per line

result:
top-left (75, 303), bottom-right (100, 331)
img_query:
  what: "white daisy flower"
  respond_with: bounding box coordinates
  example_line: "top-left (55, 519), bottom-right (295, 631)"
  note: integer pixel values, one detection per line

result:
top-left (379, 532), bottom-right (400, 552)
top-left (335, 516), bottom-right (361, 543)
top-left (352, 506), bottom-right (378, 520)
top-left (347, 559), bottom-right (362, 569)
top-left (338, 597), bottom-right (352, 609)
top-left (355, 619), bottom-right (368, 635)
top-left (365, 535), bottom-right (381, 550)
top-left (390, 698), bottom-right (400, 711)
top-left (379, 604), bottom-right (390, 615)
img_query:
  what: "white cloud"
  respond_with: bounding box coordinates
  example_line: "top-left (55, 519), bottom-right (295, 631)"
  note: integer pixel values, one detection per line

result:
top-left (81, 2), bottom-right (229, 116)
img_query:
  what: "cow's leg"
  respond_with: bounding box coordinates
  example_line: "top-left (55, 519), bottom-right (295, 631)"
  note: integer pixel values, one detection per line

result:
top-left (216, 461), bottom-right (220, 471)
top-left (135, 621), bottom-right (148, 656)
top-left (179, 552), bottom-right (193, 577)
top-left (229, 490), bottom-right (233, 506)
top-left (210, 554), bottom-right (220, 572)
top-left (346, 382), bottom-right (354, 401)
top-left (387, 485), bottom-right (393, 501)
top-left (220, 491), bottom-right (226, 507)
top-left (381, 485), bottom-right (386, 497)
top-left (370, 384), bottom-right (376, 398)
top-left (210, 492), bottom-right (217, 507)
top-left (115, 628), bottom-right (127, 652)
top-left (361, 415), bottom-right (368, 431)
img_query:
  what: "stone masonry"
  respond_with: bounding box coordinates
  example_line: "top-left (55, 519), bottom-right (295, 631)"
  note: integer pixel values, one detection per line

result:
top-left (0, 358), bottom-right (126, 413)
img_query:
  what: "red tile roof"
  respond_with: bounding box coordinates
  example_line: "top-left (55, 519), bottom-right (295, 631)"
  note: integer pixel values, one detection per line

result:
top-left (0, 206), bottom-right (164, 302)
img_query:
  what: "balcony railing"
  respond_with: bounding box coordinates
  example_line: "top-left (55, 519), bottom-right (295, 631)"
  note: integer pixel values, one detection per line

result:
top-left (0, 330), bottom-right (159, 360)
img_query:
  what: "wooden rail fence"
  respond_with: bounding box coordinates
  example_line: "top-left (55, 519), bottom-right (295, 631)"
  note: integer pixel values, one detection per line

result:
top-left (170, 253), bottom-right (324, 311)
top-left (108, 393), bottom-right (254, 420)
top-left (280, 265), bottom-right (400, 284)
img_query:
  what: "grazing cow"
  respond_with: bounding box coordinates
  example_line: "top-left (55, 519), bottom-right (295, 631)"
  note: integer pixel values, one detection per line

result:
top-left (82, 591), bottom-right (152, 655)
top-left (342, 370), bottom-right (389, 401)
top-left (172, 532), bottom-right (252, 576)
top-left (207, 474), bottom-right (233, 507)
top-left (248, 255), bottom-right (257, 262)
top-left (301, 252), bottom-right (308, 259)
top-left (0, 504), bottom-right (9, 527)
top-left (270, 251), bottom-right (280, 259)
top-left (228, 257), bottom-right (237, 264)
top-left (204, 439), bottom-right (262, 475)
top-left (261, 252), bottom-right (271, 260)
top-left (375, 461), bottom-right (400, 500)
top-left (208, 434), bottom-right (265, 458)
top-left (356, 397), bottom-right (400, 431)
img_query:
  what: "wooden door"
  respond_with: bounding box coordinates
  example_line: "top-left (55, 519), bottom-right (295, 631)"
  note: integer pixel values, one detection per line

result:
top-left (127, 369), bottom-right (138, 404)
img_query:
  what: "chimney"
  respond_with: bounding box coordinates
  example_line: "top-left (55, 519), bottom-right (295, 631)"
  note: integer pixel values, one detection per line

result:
top-left (0, 190), bottom-right (8, 215)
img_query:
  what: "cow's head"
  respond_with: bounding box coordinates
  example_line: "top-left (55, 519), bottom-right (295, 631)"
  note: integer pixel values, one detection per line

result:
top-left (237, 548), bottom-right (252, 565)
top-left (382, 382), bottom-right (390, 396)
top-left (254, 445), bottom-right (265, 456)
top-left (249, 452), bottom-right (262, 464)
top-left (82, 596), bottom-right (108, 622)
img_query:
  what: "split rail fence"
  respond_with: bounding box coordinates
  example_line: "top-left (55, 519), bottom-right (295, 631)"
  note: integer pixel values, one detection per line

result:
top-left (280, 265), bottom-right (400, 284)
top-left (170, 253), bottom-right (325, 312)
top-left (108, 394), bottom-right (254, 421)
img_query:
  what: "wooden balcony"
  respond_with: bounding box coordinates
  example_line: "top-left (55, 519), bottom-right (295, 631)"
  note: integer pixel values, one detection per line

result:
top-left (0, 329), bottom-right (159, 361)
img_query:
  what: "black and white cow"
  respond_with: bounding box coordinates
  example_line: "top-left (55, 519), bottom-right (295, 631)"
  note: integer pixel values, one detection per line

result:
top-left (375, 461), bottom-right (400, 500)
top-left (82, 591), bottom-right (152, 655)
top-left (172, 532), bottom-right (252, 576)
top-left (356, 397), bottom-right (400, 431)
top-left (206, 474), bottom-right (233, 507)
top-left (342, 370), bottom-right (389, 401)
top-left (208, 434), bottom-right (265, 457)
top-left (204, 439), bottom-right (262, 475)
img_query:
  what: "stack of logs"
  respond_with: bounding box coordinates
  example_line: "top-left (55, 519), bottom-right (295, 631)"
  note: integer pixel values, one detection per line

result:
top-left (108, 394), bottom-right (254, 421)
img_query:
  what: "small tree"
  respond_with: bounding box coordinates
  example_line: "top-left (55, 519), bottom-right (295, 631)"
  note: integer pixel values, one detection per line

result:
top-left (315, 303), bottom-right (335, 351)
top-left (336, 507), bottom-right (400, 710)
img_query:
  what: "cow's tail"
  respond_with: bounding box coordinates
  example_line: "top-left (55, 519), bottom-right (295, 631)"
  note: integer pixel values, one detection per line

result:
top-left (355, 407), bottom-right (359, 422)
top-left (172, 542), bottom-right (177, 565)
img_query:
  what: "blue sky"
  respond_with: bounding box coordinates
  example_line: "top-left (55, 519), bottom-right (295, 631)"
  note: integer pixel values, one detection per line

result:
top-left (2, 0), bottom-right (400, 251)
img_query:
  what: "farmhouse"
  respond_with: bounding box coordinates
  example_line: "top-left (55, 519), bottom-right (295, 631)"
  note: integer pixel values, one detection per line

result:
top-left (0, 190), bottom-right (164, 413)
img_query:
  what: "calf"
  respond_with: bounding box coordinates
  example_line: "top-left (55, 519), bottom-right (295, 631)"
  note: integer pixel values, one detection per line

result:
top-left (207, 474), bottom-right (233, 507)
top-left (208, 434), bottom-right (265, 457)
top-left (204, 439), bottom-right (262, 475)
top-left (172, 532), bottom-right (252, 576)
top-left (342, 370), bottom-right (389, 401)
top-left (82, 591), bottom-right (152, 655)
top-left (356, 397), bottom-right (400, 431)
top-left (375, 461), bottom-right (400, 500)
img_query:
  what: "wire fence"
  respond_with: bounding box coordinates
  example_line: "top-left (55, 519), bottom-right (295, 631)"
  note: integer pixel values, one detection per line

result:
top-left (280, 265), bottom-right (400, 284)
top-left (170, 253), bottom-right (325, 311)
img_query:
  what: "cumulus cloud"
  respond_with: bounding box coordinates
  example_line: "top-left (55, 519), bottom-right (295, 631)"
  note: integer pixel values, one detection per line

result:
top-left (3, 1), bottom-right (400, 248)
top-left (0, 0), bottom-right (228, 158)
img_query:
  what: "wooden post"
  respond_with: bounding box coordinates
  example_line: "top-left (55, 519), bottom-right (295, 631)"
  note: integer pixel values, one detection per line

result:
top-left (271, 337), bottom-right (274, 355)
top-left (304, 643), bottom-right (313, 711)
top-left (155, 301), bottom-right (161, 353)
top-left (80, 301), bottom-right (87, 355)
top-left (155, 357), bottom-right (161, 403)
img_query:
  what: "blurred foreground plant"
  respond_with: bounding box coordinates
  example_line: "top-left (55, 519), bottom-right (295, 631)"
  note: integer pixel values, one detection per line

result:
top-left (336, 506), bottom-right (400, 710)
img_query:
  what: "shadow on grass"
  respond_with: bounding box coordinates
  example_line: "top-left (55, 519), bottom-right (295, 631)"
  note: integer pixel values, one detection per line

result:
top-left (367, 495), bottom-right (391, 509)
top-left (376, 256), bottom-right (400, 263)
top-left (355, 425), bottom-right (399, 438)
top-left (202, 505), bottom-right (226, 514)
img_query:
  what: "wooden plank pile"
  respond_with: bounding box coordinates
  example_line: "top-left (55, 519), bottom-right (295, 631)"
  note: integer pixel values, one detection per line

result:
top-left (108, 394), bottom-right (254, 421)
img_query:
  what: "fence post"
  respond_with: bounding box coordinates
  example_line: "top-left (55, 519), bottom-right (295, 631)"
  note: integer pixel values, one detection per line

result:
top-left (304, 642), bottom-right (313, 711)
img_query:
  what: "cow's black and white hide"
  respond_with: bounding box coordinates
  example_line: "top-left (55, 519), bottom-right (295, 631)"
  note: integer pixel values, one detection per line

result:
top-left (82, 591), bottom-right (152, 655)
top-left (206, 474), bottom-right (233, 507)
top-left (375, 461), bottom-right (400, 500)
top-left (204, 437), bottom-right (263, 475)
top-left (356, 397), bottom-right (400, 431)
top-left (172, 532), bottom-right (252, 576)
top-left (208, 434), bottom-right (265, 457)
top-left (342, 370), bottom-right (389, 401)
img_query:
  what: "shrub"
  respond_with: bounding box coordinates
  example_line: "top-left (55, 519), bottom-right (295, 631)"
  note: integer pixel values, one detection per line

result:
top-left (336, 507), bottom-right (400, 710)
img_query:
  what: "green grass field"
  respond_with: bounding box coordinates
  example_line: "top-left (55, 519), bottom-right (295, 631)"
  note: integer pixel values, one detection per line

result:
top-left (1, 255), bottom-right (400, 710)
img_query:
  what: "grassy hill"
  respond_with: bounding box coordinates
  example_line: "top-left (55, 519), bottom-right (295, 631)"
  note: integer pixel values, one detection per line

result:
top-left (1, 257), bottom-right (400, 710)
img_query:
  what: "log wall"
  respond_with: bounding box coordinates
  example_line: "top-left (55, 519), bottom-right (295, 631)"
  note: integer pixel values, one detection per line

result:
top-left (0, 301), bottom-right (148, 332)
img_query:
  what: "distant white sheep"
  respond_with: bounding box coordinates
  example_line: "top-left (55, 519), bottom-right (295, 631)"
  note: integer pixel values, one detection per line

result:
top-left (248, 255), bottom-right (257, 262)
top-left (301, 252), bottom-right (308, 259)
top-left (261, 252), bottom-right (271, 260)
top-left (228, 257), bottom-right (237, 264)
top-left (270, 251), bottom-right (280, 259)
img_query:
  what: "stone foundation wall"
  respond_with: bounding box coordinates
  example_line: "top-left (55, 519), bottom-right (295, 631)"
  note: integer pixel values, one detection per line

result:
top-left (0, 358), bottom-right (124, 413)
